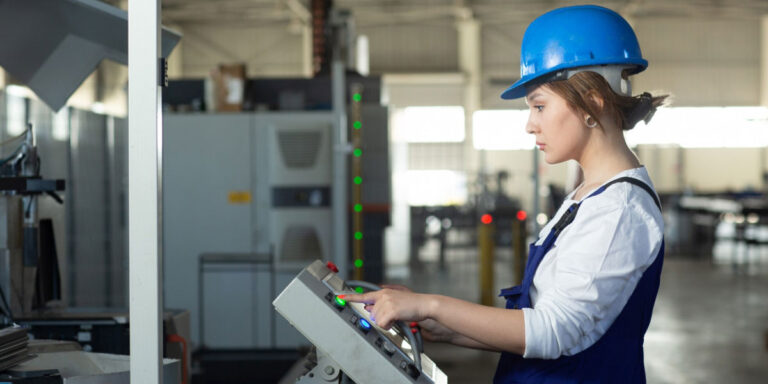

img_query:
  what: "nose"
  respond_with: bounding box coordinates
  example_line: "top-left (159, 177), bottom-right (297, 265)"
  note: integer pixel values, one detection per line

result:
top-left (525, 114), bottom-right (537, 135)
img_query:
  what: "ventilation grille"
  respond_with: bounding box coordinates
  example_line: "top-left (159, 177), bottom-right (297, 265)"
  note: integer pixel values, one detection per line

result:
top-left (277, 131), bottom-right (322, 168)
top-left (280, 225), bottom-right (322, 261)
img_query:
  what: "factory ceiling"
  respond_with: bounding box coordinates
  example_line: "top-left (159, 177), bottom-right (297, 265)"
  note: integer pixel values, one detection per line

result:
top-left (159, 0), bottom-right (768, 25)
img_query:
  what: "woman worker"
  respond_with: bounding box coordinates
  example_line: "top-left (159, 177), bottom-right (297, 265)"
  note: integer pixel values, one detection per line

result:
top-left (342, 5), bottom-right (667, 383)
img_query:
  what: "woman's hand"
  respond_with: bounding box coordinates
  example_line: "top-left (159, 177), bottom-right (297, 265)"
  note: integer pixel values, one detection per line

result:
top-left (341, 289), bottom-right (433, 330)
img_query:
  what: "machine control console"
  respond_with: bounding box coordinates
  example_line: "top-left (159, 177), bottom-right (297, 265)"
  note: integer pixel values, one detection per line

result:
top-left (273, 260), bottom-right (448, 384)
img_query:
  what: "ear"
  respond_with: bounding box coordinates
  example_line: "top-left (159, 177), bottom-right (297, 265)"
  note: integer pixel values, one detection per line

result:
top-left (584, 90), bottom-right (605, 115)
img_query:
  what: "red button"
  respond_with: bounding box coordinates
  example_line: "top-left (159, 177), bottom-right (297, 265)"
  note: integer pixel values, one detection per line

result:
top-left (411, 328), bottom-right (418, 334)
top-left (409, 322), bottom-right (418, 328)
top-left (326, 261), bottom-right (339, 273)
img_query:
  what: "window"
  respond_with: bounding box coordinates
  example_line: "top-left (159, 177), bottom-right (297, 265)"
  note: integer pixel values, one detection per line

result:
top-left (403, 170), bottom-right (467, 206)
top-left (472, 109), bottom-right (533, 150)
top-left (396, 106), bottom-right (465, 143)
top-left (52, 107), bottom-right (70, 141)
top-left (472, 107), bottom-right (768, 150)
top-left (626, 107), bottom-right (768, 148)
top-left (6, 92), bottom-right (26, 136)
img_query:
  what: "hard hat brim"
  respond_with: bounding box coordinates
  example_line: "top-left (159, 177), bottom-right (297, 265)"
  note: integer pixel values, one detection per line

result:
top-left (500, 59), bottom-right (648, 100)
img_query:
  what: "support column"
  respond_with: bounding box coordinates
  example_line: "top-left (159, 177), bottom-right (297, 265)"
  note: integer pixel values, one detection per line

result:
top-left (761, 15), bottom-right (768, 191)
top-left (128, 1), bottom-right (163, 383)
top-left (760, 15), bottom-right (768, 107)
top-left (330, 11), bottom-right (350, 278)
top-left (761, 16), bottom-right (768, 192)
top-left (457, 11), bottom-right (481, 176)
top-left (302, 23), bottom-right (313, 77)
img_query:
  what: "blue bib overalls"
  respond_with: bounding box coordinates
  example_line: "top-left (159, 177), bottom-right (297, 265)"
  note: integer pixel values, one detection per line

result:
top-left (494, 177), bottom-right (664, 384)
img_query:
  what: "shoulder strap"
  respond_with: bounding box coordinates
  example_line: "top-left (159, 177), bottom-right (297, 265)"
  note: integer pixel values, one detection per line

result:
top-left (551, 177), bottom-right (661, 236)
top-left (595, 176), bottom-right (662, 211)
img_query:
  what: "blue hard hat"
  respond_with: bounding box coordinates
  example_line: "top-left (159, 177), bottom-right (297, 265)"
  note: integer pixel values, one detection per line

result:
top-left (501, 5), bottom-right (648, 100)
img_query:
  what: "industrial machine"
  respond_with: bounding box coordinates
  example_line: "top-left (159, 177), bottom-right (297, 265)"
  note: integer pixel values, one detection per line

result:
top-left (164, 112), bottom-right (338, 349)
top-left (164, 99), bottom-right (389, 350)
top-left (0, 124), bottom-right (65, 320)
top-left (273, 260), bottom-right (447, 384)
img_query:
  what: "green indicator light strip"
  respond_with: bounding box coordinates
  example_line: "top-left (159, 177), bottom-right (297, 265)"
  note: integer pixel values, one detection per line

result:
top-left (354, 232), bottom-right (363, 240)
top-left (353, 148), bottom-right (362, 157)
top-left (353, 121), bottom-right (362, 129)
top-left (354, 259), bottom-right (363, 268)
top-left (353, 93), bottom-right (362, 102)
top-left (354, 176), bottom-right (362, 184)
top-left (354, 204), bottom-right (362, 212)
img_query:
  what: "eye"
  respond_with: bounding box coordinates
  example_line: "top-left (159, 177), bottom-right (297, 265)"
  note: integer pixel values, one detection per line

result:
top-left (533, 105), bottom-right (544, 112)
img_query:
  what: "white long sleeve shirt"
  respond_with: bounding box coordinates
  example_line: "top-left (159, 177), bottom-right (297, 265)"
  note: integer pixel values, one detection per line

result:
top-left (522, 166), bottom-right (664, 359)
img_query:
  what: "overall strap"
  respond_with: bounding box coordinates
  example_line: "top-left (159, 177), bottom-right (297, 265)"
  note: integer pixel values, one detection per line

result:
top-left (506, 177), bottom-right (662, 307)
top-left (549, 177), bottom-right (661, 239)
top-left (591, 176), bottom-right (662, 211)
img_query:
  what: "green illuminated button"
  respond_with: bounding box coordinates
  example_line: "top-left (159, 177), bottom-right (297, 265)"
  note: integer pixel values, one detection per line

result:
top-left (354, 176), bottom-right (362, 185)
top-left (353, 148), bottom-right (362, 157)
top-left (354, 231), bottom-right (363, 240)
top-left (334, 296), bottom-right (347, 307)
top-left (353, 121), bottom-right (362, 129)
top-left (354, 259), bottom-right (363, 268)
top-left (355, 287), bottom-right (364, 293)
top-left (354, 204), bottom-right (362, 212)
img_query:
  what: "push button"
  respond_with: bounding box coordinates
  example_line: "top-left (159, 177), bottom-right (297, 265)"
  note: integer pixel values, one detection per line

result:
top-left (358, 318), bottom-right (372, 333)
top-left (333, 296), bottom-right (346, 311)
top-left (382, 341), bottom-right (396, 356)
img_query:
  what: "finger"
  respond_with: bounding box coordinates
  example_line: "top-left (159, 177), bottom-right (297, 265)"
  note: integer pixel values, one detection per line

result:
top-left (380, 284), bottom-right (411, 292)
top-left (374, 314), bottom-right (392, 330)
top-left (338, 292), bottom-right (376, 304)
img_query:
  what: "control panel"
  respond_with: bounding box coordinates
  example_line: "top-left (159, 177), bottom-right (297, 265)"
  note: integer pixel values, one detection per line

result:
top-left (273, 260), bottom-right (448, 384)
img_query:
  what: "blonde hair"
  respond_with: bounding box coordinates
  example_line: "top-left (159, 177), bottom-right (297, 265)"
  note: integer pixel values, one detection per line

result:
top-left (546, 71), bottom-right (668, 131)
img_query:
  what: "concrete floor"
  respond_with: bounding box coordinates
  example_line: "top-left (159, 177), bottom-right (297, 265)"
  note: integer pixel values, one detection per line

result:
top-left (391, 244), bottom-right (768, 383)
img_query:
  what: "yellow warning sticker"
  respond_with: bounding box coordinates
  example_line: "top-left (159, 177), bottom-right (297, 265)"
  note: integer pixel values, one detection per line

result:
top-left (228, 191), bottom-right (252, 204)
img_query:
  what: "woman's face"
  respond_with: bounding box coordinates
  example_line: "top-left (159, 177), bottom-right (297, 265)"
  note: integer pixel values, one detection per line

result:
top-left (524, 85), bottom-right (589, 164)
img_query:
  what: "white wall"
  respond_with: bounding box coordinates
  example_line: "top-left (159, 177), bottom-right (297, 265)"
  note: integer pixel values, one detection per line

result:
top-left (634, 17), bottom-right (760, 106)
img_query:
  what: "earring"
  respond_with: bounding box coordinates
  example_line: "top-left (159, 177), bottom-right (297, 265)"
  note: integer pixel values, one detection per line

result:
top-left (585, 116), bottom-right (598, 128)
